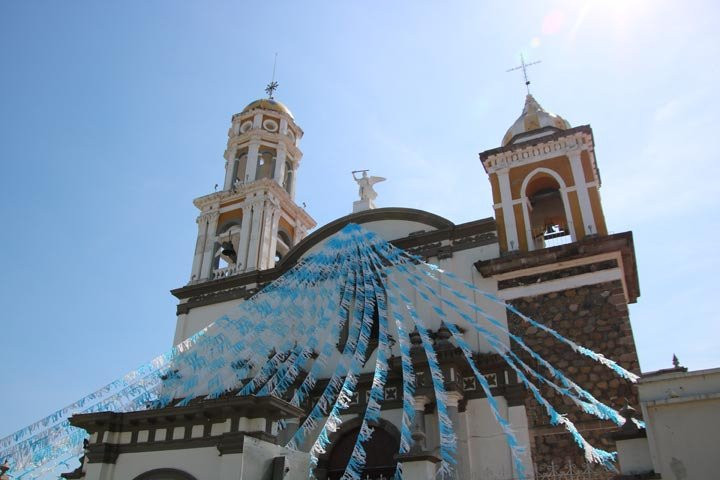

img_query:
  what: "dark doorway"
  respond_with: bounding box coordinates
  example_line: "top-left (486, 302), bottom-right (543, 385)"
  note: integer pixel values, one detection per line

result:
top-left (327, 426), bottom-right (399, 479)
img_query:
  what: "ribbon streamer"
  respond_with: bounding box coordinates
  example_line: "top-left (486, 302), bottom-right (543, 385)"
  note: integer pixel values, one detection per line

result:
top-left (1, 224), bottom-right (638, 479)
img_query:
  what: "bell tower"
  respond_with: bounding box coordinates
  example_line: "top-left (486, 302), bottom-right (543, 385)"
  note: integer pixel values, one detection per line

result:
top-left (189, 92), bottom-right (315, 283)
top-left (480, 94), bottom-right (607, 252)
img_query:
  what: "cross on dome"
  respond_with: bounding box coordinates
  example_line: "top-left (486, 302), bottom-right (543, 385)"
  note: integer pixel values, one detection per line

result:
top-left (506, 54), bottom-right (541, 94)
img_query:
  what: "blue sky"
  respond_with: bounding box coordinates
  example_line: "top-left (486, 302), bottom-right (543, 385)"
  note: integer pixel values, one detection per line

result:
top-left (1, 0), bottom-right (719, 436)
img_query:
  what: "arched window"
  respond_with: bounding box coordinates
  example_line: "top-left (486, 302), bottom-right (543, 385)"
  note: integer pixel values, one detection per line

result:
top-left (255, 151), bottom-right (276, 180)
top-left (132, 469), bottom-right (198, 480)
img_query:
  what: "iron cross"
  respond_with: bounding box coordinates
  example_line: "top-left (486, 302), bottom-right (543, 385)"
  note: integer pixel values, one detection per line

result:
top-left (507, 54), bottom-right (541, 94)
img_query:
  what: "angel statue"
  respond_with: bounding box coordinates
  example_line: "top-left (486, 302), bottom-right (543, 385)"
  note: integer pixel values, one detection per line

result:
top-left (352, 170), bottom-right (386, 202)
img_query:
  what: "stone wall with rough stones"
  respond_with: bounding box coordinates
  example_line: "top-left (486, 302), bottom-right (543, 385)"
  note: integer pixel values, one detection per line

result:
top-left (507, 279), bottom-right (641, 468)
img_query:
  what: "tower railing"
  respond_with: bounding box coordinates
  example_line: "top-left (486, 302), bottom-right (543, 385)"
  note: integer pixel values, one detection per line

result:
top-left (528, 222), bottom-right (573, 250)
top-left (212, 264), bottom-right (242, 279)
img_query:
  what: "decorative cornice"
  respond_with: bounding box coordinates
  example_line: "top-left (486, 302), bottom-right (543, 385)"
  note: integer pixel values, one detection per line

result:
top-left (474, 232), bottom-right (640, 303)
top-left (69, 395), bottom-right (303, 433)
top-left (85, 443), bottom-right (119, 464)
top-left (192, 178), bottom-right (315, 231)
top-left (480, 125), bottom-right (595, 174)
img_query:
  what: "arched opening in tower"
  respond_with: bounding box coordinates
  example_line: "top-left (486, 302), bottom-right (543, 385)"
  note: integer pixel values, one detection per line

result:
top-left (255, 150), bottom-right (276, 181)
top-left (274, 229), bottom-right (293, 263)
top-left (213, 222), bottom-right (242, 274)
top-left (526, 174), bottom-right (570, 249)
top-left (232, 152), bottom-right (248, 185)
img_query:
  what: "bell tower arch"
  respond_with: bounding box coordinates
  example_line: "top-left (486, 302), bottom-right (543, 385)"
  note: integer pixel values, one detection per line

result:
top-left (481, 94), bottom-right (607, 252)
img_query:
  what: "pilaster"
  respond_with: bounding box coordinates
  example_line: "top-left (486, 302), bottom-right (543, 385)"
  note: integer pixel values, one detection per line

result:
top-left (274, 144), bottom-right (287, 183)
top-left (445, 391), bottom-right (468, 480)
top-left (257, 201), bottom-right (278, 270)
top-left (245, 200), bottom-right (264, 271)
top-left (246, 139), bottom-right (260, 182)
top-left (266, 208), bottom-right (281, 269)
top-left (508, 404), bottom-right (534, 478)
top-left (199, 212), bottom-right (220, 280)
top-left (237, 202), bottom-right (253, 270)
top-left (223, 146), bottom-right (238, 190)
top-left (190, 215), bottom-right (208, 282)
top-left (289, 162), bottom-right (298, 199)
top-left (413, 395), bottom-right (431, 450)
top-left (497, 169), bottom-right (519, 251)
top-left (568, 150), bottom-right (596, 235)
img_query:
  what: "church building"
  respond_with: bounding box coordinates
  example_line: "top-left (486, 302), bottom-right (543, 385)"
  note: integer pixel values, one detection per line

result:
top-left (65, 88), bottom-right (641, 480)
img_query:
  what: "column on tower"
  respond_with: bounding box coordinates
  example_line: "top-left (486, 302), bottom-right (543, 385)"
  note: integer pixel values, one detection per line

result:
top-left (223, 146), bottom-right (238, 191)
top-left (257, 201), bottom-right (281, 270)
top-left (198, 211), bottom-right (220, 280)
top-left (236, 200), bottom-right (253, 270)
top-left (245, 138), bottom-right (260, 183)
top-left (190, 214), bottom-right (209, 282)
top-left (496, 169), bottom-right (519, 252)
top-left (263, 206), bottom-right (282, 269)
top-left (274, 144), bottom-right (287, 184)
top-left (568, 149), bottom-right (597, 235)
top-left (245, 199), bottom-right (265, 271)
top-left (288, 160), bottom-right (297, 199)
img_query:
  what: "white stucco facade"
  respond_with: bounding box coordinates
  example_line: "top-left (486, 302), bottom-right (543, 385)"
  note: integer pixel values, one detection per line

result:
top-left (614, 367), bottom-right (720, 480)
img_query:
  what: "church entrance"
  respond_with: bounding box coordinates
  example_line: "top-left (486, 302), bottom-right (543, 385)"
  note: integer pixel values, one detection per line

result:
top-left (326, 426), bottom-right (399, 480)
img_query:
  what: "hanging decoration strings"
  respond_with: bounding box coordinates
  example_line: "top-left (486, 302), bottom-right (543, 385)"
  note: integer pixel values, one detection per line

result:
top-left (0, 224), bottom-right (642, 480)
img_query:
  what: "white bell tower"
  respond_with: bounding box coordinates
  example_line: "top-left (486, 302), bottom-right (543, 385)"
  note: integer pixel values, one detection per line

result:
top-left (188, 88), bottom-right (315, 283)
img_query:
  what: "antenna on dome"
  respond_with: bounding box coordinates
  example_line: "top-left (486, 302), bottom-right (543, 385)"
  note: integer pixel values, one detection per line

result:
top-left (265, 53), bottom-right (279, 99)
top-left (507, 54), bottom-right (541, 95)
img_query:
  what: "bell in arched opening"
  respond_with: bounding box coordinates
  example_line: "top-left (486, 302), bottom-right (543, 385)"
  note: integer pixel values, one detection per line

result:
top-left (527, 175), bottom-right (570, 249)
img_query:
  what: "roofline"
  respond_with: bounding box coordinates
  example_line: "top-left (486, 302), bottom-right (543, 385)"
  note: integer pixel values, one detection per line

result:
top-left (171, 209), bottom-right (497, 304)
top-left (278, 207), bottom-right (454, 267)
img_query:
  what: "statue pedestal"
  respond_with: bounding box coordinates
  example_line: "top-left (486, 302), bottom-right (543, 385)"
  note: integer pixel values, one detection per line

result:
top-left (352, 199), bottom-right (376, 213)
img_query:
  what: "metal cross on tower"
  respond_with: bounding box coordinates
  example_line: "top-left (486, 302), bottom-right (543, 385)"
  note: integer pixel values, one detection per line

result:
top-left (507, 54), bottom-right (541, 94)
top-left (265, 52), bottom-right (279, 99)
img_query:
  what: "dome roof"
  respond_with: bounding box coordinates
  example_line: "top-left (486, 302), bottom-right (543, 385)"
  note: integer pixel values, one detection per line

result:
top-left (502, 94), bottom-right (570, 146)
top-left (241, 98), bottom-right (294, 119)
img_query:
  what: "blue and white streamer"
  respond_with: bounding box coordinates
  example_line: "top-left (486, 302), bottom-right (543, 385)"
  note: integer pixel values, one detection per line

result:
top-left (1, 224), bottom-right (639, 479)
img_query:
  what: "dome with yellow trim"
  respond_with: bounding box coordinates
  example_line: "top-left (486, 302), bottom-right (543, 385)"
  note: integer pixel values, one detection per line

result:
top-left (241, 98), bottom-right (294, 119)
top-left (502, 94), bottom-right (570, 146)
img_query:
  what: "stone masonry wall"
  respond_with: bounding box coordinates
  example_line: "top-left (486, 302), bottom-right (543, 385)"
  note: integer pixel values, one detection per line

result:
top-left (507, 279), bottom-right (641, 468)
